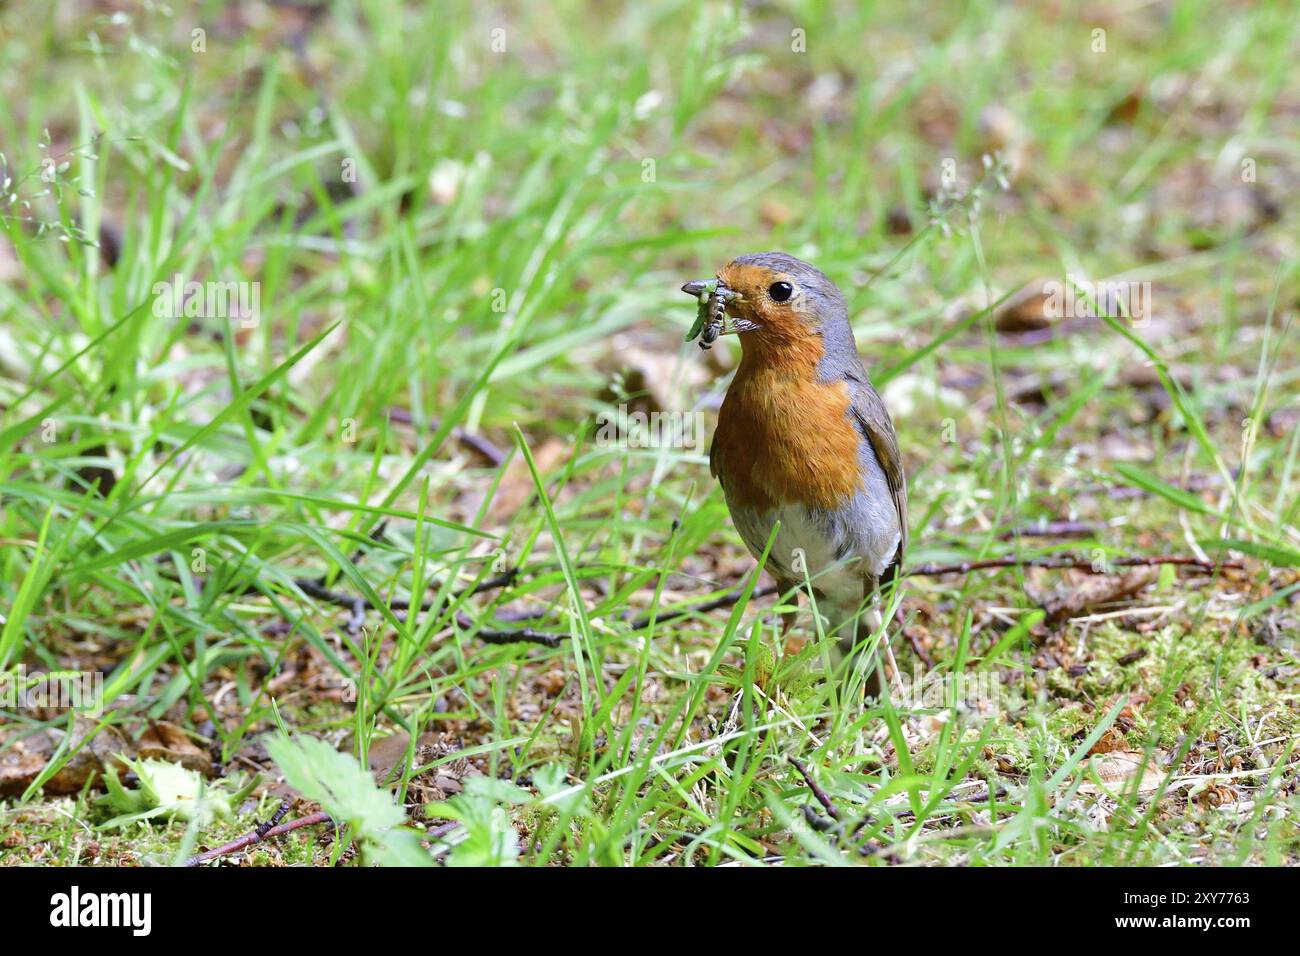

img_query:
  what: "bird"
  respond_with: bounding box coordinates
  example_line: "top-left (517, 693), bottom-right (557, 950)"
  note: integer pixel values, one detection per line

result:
top-left (682, 252), bottom-right (907, 692)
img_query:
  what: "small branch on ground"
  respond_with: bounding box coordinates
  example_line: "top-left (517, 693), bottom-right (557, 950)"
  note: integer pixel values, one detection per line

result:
top-left (1076, 473), bottom-right (1225, 501)
top-left (628, 584), bottom-right (779, 630)
top-left (997, 520), bottom-right (1097, 540)
top-left (901, 626), bottom-right (935, 669)
top-left (848, 784), bottom-right (1009, 849)
top-left (259, 550), bottom-right (1244, 650)
top-left (625, 553), bottom-right (1239, 636)
top-left (331, 519), bottom-right (390, 582)
top-left (454, 612), bottom-right (563, 648)
top-left (296, 564), bottom-right (519, 614)
top-left (255, 798), bottom-right (291, 838)
top-left (347, 597), bottom-right (366, 635)
top-left (298, 567), bottom-right (560, 647)
top-left (801, 804), bottom-right (836, 832)
top-left (425, 820), bottom-right (462, 841)
top-left (906, 554), bottom-right (1244, 577)
top-left (386, 406), bottom-right (508, 467)
top-left (184, 810), bottom-right (332, 867)
top-left (790, 757), bottom-right (840, 821)
top-left (1041, 566), bottom-right (1158, 625)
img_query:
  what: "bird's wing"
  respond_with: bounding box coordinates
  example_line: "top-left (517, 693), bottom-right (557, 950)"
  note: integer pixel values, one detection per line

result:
top-left (847, 374), bottom-right (908, 580)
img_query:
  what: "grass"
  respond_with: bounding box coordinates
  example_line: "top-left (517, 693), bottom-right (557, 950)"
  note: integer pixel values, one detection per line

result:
top-left (1, 0), bottom-right (1298, 866)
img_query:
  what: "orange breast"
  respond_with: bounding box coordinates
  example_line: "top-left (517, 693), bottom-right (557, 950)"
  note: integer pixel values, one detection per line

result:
top-left (712, 340), bottom-right (864, 512)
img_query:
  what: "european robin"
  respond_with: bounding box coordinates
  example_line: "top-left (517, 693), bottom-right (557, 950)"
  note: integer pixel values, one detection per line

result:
top-left (682, 252), bottom-right (907, 688)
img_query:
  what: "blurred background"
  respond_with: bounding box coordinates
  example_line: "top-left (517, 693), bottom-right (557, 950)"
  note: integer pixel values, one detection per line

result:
top-left (0, 0), bottom-right (1297, 865)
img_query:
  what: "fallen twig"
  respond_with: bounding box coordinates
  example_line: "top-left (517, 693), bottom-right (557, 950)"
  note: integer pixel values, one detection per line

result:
top-left (252, 550), bottom-right (1247, 651)
top-left (294, 568), bottom-right (519, 614)
top-left (297, 564), bottom-right (558, 647)
top-left (906, 554), bottom-right (1243, 577)
top-left (628, 584), bottom-right (779, 630)
top-left (1041, 566), bottom-right (1158, 625)
top-left (425, 820), bottom-right (462, 841)
top-left (801, 804), bottom-right (836, 832)
top-left (1075, 473), bottom-right (1225, 501)
top-left (255, 798), bottom-right (292, 838)
top-left (997, 520), bottom-right (1097, 540)
top-left (622, 553), bottom-right (1243, 636)
top-left (790, 757), bottom-right (840, 821)
top-left (847, 784), bottom-right (1009, 849)
top-left (386, 406), bottom-right (507, 467)
top-left (901, 626), bottom-right (935, 669)
top-left (453, 611), bottom-right (563, 649)
top-left (184, 810), bottom-right (332, 867)
top-left (335, 519), bottom-right (390, 578)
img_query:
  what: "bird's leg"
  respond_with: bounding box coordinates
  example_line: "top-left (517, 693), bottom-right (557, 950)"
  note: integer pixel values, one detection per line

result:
top-left (863, 604), bottom-right (902, 698)
top-left (846, 579), bottom-right (902, 700)
top-left (876, 575), bottom-right (908, 697)
top-left (778, 586), bottom-right (802, 656)
top-left (780, 608), bottom-right (802, 655)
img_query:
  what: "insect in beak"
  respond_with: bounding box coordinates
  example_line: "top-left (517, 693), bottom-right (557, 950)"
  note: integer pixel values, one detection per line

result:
top-left (682, 280), bottom-right (748, 349)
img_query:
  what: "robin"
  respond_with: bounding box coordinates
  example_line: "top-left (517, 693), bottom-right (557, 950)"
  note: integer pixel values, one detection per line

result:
top-left (682, 252), bottom-right (907, 690)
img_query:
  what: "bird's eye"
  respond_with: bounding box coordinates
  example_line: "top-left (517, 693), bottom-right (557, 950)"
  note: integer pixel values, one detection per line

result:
top-left (768, 281), bottom-right (793, 302)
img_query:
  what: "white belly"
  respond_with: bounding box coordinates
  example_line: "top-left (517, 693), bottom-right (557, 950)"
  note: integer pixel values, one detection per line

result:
top-left (730, 501), bottom-right (874, 609)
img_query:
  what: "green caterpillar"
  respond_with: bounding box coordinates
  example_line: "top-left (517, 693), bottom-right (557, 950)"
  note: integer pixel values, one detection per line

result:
top-left (684, 279), bottom-right (723, 350)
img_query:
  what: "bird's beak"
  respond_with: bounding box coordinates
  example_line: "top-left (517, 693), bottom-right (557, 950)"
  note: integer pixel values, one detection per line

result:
top-left (681, 280), bottom-right (755, 343)
top-left (680, 280), bottom-right (742, 306)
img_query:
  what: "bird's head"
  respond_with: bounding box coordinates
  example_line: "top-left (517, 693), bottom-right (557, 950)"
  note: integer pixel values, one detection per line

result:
top-left (681, 252), bottom-right (849, 351)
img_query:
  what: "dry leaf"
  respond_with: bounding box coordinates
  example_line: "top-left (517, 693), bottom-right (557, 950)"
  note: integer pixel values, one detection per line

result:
top-left (993, 278), bottom-right (1061, 333)
top-left (0, 718), bottom-right (129, 796)
top-left (1087, 727), bottom-right (1129, 755)
top-left (368, 731), bottom-right (478, 805)
top-left (1041, 567), bottom-right (1157, 625)
top-left (137, 720), bottom-right (213, 777)
top-left (1079, 750), bottom-right (1167, 795)
top-left (488, 436), bottom-right (568, 522)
